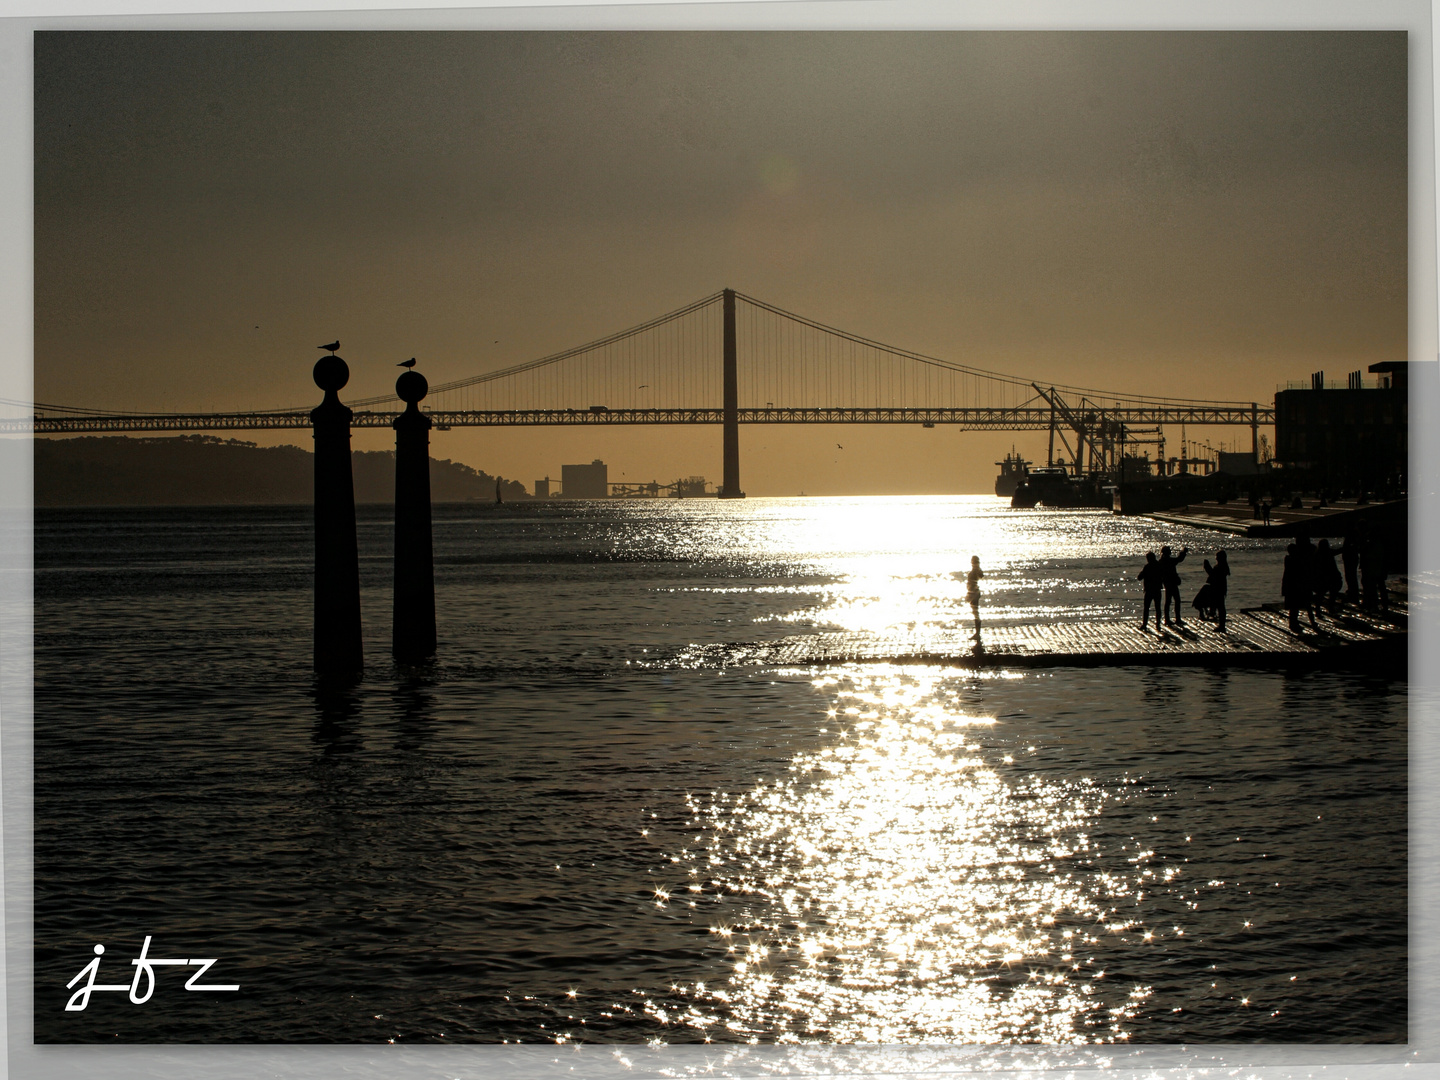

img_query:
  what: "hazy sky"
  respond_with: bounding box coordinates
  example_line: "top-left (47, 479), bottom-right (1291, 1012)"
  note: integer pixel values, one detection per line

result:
top-left (34, 31), bottom-right (1407, 495)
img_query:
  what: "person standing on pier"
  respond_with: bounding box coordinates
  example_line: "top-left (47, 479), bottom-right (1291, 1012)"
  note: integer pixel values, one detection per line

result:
top-left (965, 556), bottom-right (984, 639)
top-left (1159, 545), bottom-right (1189, 626)
top-left (1360, 533), bottom-right (1389, 611)
top-left (1315, 538), bottom-right (1343, 609)
top-left (1208, 550), bottom-right (1230, 631)
top-left (1138, 551), bottom-right (1163, 632)
top-left (1341, 531), bottom-right (1362, 604)
top-left (1282, 542), bottom-right (1319, 632)
top-left (1192, 561), bottom-right (1215, 621)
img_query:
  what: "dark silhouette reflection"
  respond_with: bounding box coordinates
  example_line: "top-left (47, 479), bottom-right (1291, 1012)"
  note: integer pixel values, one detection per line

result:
top-left (311, 677), bottom-right (364, 757)
top-left (1200, 667), bottom-right (1232, 720)
top-left (1140, 667), bottom-right (1183, 709)
top-left (392, 673), bottom-right (439, 754)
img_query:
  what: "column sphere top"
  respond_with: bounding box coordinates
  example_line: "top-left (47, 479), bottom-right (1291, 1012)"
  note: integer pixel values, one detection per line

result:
top-left (396, 370), bottom-right (429, 404)
top-left (313, 355), bottom-right (349, 392)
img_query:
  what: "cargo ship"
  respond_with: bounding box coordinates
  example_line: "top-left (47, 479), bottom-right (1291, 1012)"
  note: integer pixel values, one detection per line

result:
top-left (1010, 466), bottom-right (1111, 509)
top-left (994, 449), bottom-right (1032, 497)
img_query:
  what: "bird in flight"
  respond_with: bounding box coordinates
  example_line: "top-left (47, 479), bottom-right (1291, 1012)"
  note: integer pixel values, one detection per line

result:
top-left (638, 384), bottom-right (649, 389)
top-left (318, 340), bottom-right (340, 353)
top-left (398, 358), bottom-right (417, 369)
top-left (837, 443), bottom-right (844, 450)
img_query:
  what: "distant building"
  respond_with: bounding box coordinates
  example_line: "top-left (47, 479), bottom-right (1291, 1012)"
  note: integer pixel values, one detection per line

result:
top-left (561, 460), bottom-right (608, 499)
top-left (1273, 363), bottom-right (1406, 492)
top-left (534, 476), bottom-right (551, 498)
top-left (1215, 451), bottom-right (1261, 476)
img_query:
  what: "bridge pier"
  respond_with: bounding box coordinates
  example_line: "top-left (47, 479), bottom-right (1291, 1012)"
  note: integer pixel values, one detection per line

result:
top-left (311, 355), bottom-right (363, 679)
top-left (392, 370), bottom-right (437, 663)
top-left (719, 288), bottom-right (744, 498)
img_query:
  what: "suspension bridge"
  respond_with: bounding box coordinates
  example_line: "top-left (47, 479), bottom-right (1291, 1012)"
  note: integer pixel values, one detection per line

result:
top-left (12, 289), bottom-right (1272, 497)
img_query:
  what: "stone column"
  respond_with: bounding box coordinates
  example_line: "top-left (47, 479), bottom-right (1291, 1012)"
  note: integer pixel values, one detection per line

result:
top-left (392, 369), bottom-right (436, 663)
top-left (311, 355), bottom-right (363, 678)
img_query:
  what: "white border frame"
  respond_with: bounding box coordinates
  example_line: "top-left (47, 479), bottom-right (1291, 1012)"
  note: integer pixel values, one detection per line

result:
top-left (3, 4), bottom-right (1435, 1078)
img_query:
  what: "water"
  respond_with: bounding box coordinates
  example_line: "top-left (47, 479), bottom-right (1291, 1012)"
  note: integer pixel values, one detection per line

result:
top-left (33, 497), bottom-right (1405, 1043)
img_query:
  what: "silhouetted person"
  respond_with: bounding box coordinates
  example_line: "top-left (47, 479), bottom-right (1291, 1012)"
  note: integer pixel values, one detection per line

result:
top-left (1361, 533), bottom-right (1388, 611)
top-left (1314, 538), bottom-right (1342, 609)
top-left (1209, 550), bottom-right (1230, 631)
top-left (1340, 531), bottom-right (1361, 604)
top-left (966, 556), bottom-right (984, 639)
top-left (1192, 561), bottom-right (1215, 621)
top-left (1282, 542), bottom-right (1318, 632)
top-left (1159, 545), bottom-right (1188, 626)
top-left (1260, 500), bottom-right (1272, 526)
top-left (1300, 534), bottom-right (1322, 625)
top-left (1138, 551), bottom-right (1162, 632)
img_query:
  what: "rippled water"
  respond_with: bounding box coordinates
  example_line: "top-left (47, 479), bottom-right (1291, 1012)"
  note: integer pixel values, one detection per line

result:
top-left (33, 498), bottom-right (1405, 1043)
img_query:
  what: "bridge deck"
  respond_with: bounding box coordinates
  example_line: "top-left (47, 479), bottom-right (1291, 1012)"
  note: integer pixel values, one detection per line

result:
top-left (684, 603), bottom-right (1405, 670)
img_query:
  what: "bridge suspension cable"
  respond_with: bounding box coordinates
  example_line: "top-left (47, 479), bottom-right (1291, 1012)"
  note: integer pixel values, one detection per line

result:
top-left (9, 289), bottom-right (1275, 434)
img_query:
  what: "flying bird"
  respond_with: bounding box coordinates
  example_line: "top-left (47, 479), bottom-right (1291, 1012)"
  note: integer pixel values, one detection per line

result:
top-left (398, 358), bottom-right (417, 368)
top-left (837, 444), bottom-right (844, 450)
top-left (318, 340), bottom-right (340, 353)
top-left (638, 384), bottom-right (649, 389)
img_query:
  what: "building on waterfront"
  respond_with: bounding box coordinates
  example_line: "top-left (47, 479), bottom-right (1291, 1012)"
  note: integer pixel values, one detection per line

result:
top-left (1273, 362), bottom-right (1406, 493)
top-left (534, 476), bottom-right (551, 498)
top-left (1216, 452), bottom-right (1263, 476)
top-left (561, 460), bottom-right (608, 499)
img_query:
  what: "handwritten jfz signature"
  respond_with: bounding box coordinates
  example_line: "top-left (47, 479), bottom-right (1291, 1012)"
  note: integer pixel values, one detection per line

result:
top-left (65, 936), bottom-right (239, 1010)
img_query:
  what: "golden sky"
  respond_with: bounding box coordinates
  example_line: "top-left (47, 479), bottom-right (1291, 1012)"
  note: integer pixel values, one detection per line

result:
top-left (34, 31), bottom-right (1407, 495)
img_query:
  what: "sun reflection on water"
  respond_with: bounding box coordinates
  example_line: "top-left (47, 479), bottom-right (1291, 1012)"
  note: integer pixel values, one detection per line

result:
top-left (653, 667), bottom-right (1145, 1043)
top-left (653, 498), bottom-right (1143, 634)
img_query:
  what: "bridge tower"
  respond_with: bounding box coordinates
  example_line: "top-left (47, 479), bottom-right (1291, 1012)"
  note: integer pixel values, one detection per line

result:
top-left (719, 288), bottom-right (744, 498)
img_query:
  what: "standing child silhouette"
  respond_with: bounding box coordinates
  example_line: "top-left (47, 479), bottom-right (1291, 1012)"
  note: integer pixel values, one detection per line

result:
top-left (966, 556), bottom-right (984, 639)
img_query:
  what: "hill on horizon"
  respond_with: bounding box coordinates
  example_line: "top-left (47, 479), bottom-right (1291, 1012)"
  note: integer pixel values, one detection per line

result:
top-left (35, 435), bottom-right (532, 507)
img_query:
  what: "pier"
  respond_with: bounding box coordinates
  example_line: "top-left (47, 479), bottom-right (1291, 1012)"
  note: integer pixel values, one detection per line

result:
top-left (682, 601), bottom-right (1405, 671)
top-left (1148, 496), bottom-right (1406, 539)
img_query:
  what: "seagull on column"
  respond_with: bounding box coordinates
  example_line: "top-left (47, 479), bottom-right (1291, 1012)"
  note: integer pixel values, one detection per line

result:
top-left (318, 340), bottom-right (340, 353)
top-left (398, 358), bottom-right (417, 369)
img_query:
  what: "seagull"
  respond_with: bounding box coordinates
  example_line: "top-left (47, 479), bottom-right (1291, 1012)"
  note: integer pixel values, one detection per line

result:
top-left (318, 340), bottom-right (340, 353)
top-left (638, 384), bottom-right (649, 389)
top-left (837, 443), bottom-right (843, 450)
top-left (398, 358), bottom-right (417, 368)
